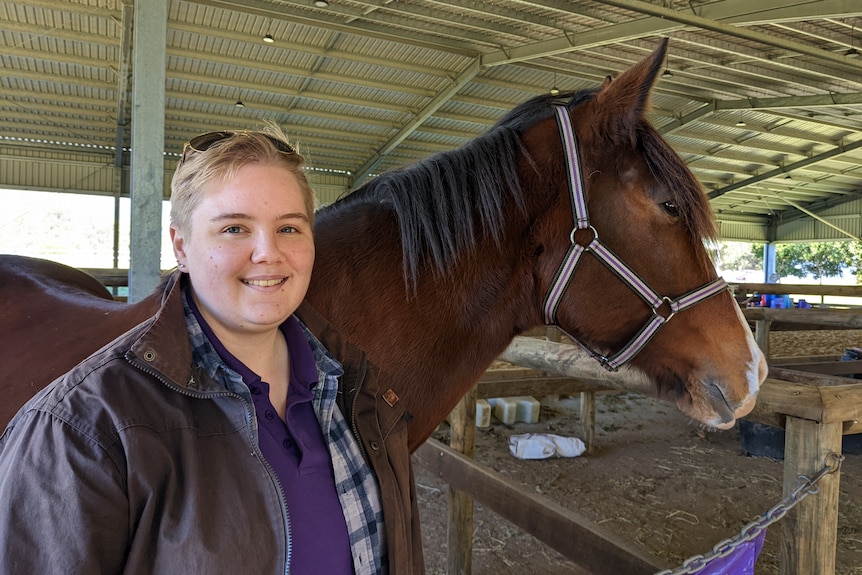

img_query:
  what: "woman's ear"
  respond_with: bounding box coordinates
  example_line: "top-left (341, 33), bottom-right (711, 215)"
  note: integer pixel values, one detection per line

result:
top-left (170, 225), bottom-right (188, 268)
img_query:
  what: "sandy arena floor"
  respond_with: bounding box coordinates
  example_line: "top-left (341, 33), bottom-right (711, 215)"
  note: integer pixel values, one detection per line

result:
top-left (414, 330), bottom-right (862, 575)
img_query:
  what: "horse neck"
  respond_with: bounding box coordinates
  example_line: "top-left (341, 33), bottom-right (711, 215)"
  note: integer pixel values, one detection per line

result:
top-left (309, 204), bottom-right (540, 448)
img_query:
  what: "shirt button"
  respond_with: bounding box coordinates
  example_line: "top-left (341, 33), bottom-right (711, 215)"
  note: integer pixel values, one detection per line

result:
top-left (283, 439), bottom-right (293, 450)
top-left (251, 387), bottom-right (262, 395)
top-left (265, 410), bottom-right (275, 420)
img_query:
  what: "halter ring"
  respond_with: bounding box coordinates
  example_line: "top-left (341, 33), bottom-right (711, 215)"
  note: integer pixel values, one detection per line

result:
top-left (653, 296), bottom-right (676, 322)
top-left (571, 225), bottom-right (598, 249)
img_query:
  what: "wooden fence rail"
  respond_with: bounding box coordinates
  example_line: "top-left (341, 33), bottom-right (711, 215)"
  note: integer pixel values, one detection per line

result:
top-left (431, 337), bottom-right (860, 575)
top-left (732, 283), bottom-right (862, 299)
top-left (413, 438), bottom-right (667, 574)
top-left (741, 307), bottom-right (862, 358)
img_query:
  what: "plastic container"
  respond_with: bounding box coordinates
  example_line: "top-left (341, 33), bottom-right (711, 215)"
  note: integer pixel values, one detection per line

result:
top-left (767, 294), bottom-right (791, 308)
top-left (488, 396), bottom-right (540, 425)
top-left (740, 419), bottom-right (862, 459)
top-left (842, 348), bottom-right (862, 380)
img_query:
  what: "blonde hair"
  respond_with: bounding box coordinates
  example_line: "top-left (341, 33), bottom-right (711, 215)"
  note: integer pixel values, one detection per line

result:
top-left (170, 122), bottom-right (316, 233)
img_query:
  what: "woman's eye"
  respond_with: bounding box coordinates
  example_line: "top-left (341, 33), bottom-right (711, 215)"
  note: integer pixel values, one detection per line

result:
top-left (280, 225), bottom-right (297, 234)
top-left (224, 225), bottom-right (243, 234)
top-left (661, 201), bottom-right (679, 217)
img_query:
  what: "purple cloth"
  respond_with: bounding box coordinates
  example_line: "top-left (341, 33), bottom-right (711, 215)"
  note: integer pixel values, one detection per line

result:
top-left (693, 529), bottom-right (766, 575)
top-left (188, 294), bottom-right (352, 574)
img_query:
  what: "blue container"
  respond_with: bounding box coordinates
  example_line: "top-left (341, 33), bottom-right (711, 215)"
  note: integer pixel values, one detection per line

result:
top-left (739, 420), bottom-right (862, 459)
top-left (741, 348), bottom-right (862, 457)
top-left (842, 347), bottom-right (862, 380)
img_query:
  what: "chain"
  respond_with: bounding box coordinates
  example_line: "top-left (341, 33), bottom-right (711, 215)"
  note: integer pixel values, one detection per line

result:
top-left (654, 452), bottom-right (845, 575)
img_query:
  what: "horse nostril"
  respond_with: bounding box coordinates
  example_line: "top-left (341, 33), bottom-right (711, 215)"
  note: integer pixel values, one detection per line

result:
top-left (704, 381), bottom-right (741, 423)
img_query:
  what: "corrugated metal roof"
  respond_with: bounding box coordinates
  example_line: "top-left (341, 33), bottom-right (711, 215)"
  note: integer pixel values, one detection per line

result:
top-left (1, 0), bottom-right (862, 241)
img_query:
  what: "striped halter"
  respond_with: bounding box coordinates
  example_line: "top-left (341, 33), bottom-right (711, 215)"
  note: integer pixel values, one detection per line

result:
top-left (542, 106), bottom-right (728, 372)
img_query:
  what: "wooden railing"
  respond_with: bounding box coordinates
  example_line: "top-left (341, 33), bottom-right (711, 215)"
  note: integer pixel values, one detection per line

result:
top-left (741, 306), bottom-right (862, 358)
top-left (732, 282), bottom-right (862, 299)
top-left (430, 337), bottom-right (860, 575)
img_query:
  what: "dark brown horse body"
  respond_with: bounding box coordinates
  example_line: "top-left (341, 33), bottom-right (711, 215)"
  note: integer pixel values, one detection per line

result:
top-left (0, 257), bottom-right (161, 426)
top-left (0, 42), bottom-right (766, 449)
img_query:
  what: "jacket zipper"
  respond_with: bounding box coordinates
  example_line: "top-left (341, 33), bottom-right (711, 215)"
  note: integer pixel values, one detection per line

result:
top-left (127, 356), bottom-right (293, 575)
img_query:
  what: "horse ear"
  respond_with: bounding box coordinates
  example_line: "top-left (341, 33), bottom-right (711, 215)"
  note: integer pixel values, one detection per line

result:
top-left (591, 38), bottom-right (668, 141)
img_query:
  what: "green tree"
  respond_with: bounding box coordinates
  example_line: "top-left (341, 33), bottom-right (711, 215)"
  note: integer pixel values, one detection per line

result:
top-left (775, 242), bottom-right (859, 282)
top-left (716, 241), bottom-right (762, 271)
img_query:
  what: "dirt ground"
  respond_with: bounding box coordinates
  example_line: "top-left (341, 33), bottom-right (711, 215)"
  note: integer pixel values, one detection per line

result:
top-left (414, 330), bottom-right (862, 575)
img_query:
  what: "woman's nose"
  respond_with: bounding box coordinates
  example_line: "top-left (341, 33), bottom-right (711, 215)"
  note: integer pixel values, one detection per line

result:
top-left (250, 232), bottom-right (282, 263)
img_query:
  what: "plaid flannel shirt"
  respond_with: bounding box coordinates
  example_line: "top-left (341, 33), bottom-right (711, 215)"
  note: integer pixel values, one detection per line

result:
top-left (184, 295), bottom-right (387, 575)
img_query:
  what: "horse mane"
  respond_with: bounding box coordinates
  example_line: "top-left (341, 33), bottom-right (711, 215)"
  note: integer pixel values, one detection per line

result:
top-left (317, 91), bottom-right (590, 289)
top-left (317, 88), bottom-right (715, 286)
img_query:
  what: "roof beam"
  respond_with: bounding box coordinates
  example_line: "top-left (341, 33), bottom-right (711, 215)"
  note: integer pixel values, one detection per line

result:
top-left (187, 0), bottom-right (479, 56)
top-left (758, 187), bottom-right (860, 240)
top-left (480, 14), bottom-right (680, 67)
top-left (778, 189), bottom-right (862, 224)
top-left (480, 0), bottom-right (862, 67)
top-left (352, 59), bottom-right (480, 186)
top-left (598, 0), bottom-right (862, 71)
top-left (167, 21), bottom-right (457, 79)
top-left (716, 92), bottom-right (862, 111)
top-left (708, 139), bottom-right (862, 199)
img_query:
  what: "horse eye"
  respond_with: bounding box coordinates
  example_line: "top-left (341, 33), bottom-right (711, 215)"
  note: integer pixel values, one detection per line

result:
top-left (661, 201), bottom-right (679, 217)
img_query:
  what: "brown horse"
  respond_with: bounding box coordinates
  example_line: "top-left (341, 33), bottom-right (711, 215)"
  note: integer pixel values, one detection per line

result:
top-left (0, 40), bottom-right (766, 450)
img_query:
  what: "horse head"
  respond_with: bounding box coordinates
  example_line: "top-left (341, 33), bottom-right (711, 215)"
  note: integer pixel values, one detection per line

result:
top-left (525, 40), bottom-right (766, 429)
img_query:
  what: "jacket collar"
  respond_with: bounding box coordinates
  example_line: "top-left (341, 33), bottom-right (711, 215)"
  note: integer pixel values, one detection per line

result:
top-left (295, 302), bottom-right (408, 437)
top-left (128, 271), bottom-right (199, 390)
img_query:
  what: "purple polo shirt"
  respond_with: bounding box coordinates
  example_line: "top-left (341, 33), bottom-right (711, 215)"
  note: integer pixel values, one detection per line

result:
top-left (187, 295), bottom-right (353, 574)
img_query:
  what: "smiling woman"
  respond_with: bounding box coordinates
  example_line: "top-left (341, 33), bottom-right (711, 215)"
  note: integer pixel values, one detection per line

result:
top-left (0, 126), bottom-right (424, 575)
top-left (0, 188), bottom-right (174, 269)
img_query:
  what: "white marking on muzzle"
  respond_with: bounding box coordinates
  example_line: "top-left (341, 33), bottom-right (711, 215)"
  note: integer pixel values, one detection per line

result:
top-left (733, 303), bottom-right (766, 403)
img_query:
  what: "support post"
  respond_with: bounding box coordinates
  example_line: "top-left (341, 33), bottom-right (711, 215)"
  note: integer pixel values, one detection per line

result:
top-left (754, 318), bottom-right (771, 358)
top-left (579, 390), bottom-right (596, 454)
top-left (543, 326), bottom-right (561, 401)
top-left (764, 242), bottom-right (777, 284)
top-left (447, 385), bottom-right (477, 575)
top-left (129, 0), bottom-right (167, 302)
top-left (779, 416), bottom-right (842, 575)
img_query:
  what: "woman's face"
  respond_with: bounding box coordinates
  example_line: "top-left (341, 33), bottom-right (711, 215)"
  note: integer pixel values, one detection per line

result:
top-left (171, 162), bottom-right (315, 341)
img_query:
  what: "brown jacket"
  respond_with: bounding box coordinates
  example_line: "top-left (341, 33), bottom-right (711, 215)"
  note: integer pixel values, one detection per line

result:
top-left (0, 272), bottom-right (424, 574)
top-left (296, 301), bottom-right (425, 575)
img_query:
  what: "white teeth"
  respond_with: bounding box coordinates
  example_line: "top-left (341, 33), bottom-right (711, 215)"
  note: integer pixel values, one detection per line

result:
top-left (244, 278), bottom-right (284, 287)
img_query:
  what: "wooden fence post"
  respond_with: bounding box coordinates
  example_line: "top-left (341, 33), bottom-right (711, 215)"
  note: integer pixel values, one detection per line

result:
top-left (580, 390), bottom-right (596, 454)
top-left (779, 416), bottom-right (842, 575)
top-left (754, 318), bottom-right (771, 357)
top-left (447, 385), bottom-right (477, 575)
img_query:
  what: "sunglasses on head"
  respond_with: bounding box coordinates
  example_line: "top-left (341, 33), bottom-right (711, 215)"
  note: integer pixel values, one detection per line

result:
top-left (180, 131), bottom-right (296, 164)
